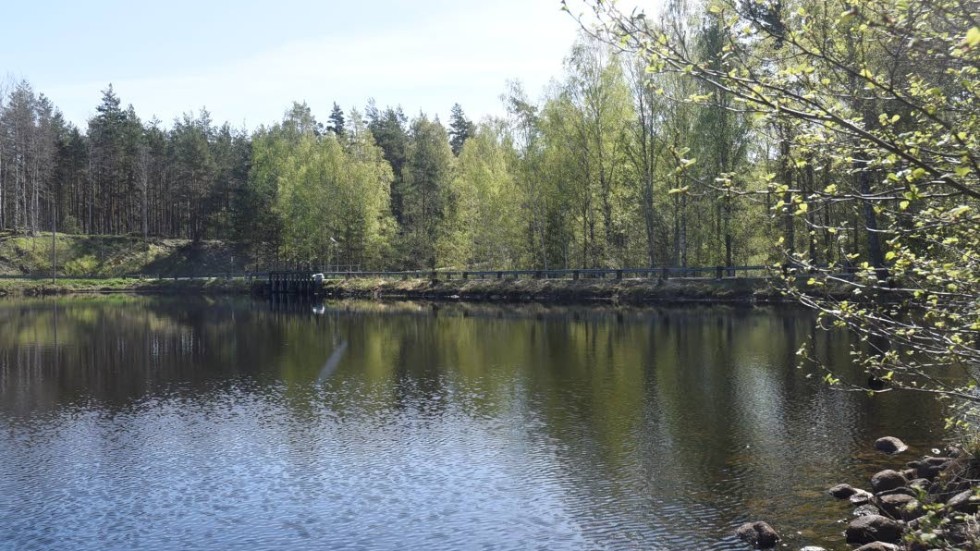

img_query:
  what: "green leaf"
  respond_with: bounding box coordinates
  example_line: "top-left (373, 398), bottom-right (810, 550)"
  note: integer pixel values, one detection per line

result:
top-left (967, 27), bottom-right (980, 47)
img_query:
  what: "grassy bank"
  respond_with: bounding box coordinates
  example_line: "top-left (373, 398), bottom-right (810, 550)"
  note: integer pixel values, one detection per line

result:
top-left (0, 231), bottom-right (246, 277)
top-left (0, 274), bottom-right (781, 302)
top-left (0, 232), bottom-right (260, 296)
top-left (0, 233), bottom-right (787, 303)
top-left (320, 276), bottom-right (783, 304)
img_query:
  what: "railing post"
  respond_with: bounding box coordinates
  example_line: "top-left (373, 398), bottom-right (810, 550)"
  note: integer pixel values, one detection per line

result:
top-left (716, 266), bottom-right (723, 280)
top-left (615, 269), bottom-right (623, 280)
top-left (573, 270), bottom-right (579, 281)
top-left (462, 271), bottom-right (468, 280)
top-left (497, 271), bottom-right (503, 280)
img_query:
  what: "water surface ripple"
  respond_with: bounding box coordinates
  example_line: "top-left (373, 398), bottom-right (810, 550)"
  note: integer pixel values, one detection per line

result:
top-left (0, 297), bottom-right (949, 550)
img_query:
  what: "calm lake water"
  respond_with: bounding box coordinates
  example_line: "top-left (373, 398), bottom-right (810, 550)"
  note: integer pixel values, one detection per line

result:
top-left (0, 296), bottom-right (950, 550)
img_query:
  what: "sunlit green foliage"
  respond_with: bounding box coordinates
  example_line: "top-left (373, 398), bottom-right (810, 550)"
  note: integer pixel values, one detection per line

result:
top-left (248, 104), bottom-right (394, 270)
top-left (540, 38), bottom-right (639, 268)
top-left (582, 0), bottom-right (980, 403)
top-left (446, 120), bottom-right (525, 269)
top-left (400, 115), bottom-right (455, 269)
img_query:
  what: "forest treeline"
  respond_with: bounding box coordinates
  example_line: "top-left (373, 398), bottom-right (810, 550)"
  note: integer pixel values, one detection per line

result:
top-left (0, 1), bottom-right (894, 272)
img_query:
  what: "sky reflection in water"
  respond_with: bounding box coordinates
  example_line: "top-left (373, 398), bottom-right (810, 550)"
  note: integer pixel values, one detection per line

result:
top-left (0, 297), bottom-right (950, 550)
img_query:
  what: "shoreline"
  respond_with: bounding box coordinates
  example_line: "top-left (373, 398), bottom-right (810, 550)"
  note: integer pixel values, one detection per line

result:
top-left (744, 436), bottom-right (980, 550)
top-left (318, 276), bottom-right (790, 305)
top-left (0, 275), bottom-right (790, 304)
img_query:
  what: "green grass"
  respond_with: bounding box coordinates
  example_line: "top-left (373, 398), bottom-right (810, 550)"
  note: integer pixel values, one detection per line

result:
top-left (0, 231), bottom-right (247, 278)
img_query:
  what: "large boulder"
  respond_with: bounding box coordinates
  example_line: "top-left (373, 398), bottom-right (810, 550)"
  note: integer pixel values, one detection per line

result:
top-left (910, 456), bottom-right (950, 480)
top-left (877, 493), bottom-right (923, 520)
top-left (735, 521), bottom-right (780, 549)
top-left (877, 486), bottom-right (917, 498)
top-left (828, 483), bottom-right (859, 499)
top-left (907, 478), bottom-right (931, 491)
top-left (854, 543), bottom-right (900, 551)
top-left (874, 437), bottom-right (909, 454)
top-left (945, 489), bottom-right (980, 514)
top-left (849, 489), bottom-right (875, 505)
top-left (870, 470), bottom-right (908, 493)
top-left (853, 504), bottom-right (881, 517)
top-left (845, 515), bottom-right (904, 544)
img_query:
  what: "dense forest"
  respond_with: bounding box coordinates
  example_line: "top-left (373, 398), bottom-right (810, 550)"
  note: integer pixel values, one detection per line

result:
top-left (0, 7), bottom-right (777, 272)
top-left (0, 0), bottom-right (969, 282)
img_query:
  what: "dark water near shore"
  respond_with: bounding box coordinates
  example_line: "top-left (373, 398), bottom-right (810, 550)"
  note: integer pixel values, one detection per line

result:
top-left (0, 297), bottom-right (950, 550)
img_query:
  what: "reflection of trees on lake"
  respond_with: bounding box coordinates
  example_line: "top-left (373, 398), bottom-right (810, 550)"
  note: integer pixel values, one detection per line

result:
top-left (0, 297), bottom-right (301, 413)
top-left (0, 299), bottom-right (950, 533)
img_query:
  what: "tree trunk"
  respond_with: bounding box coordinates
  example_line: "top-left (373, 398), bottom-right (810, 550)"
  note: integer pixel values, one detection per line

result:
top-left (856, 154), bottom-right (887, 279)
top-left (779, 133), bottom-right (794, 257)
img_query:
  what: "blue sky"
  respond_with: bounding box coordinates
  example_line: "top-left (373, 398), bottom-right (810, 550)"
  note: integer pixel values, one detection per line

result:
top-left (1, 0), bottom-right (587, 129)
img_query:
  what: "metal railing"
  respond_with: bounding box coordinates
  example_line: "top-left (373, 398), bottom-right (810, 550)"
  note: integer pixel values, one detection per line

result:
top-left (312, 266), bottom-right (770, 281)
top-left (0, 265), bottom-right (773, 283)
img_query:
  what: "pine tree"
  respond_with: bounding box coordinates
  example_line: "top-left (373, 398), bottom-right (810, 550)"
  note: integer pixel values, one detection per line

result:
top-left (448, 103), bottom-right (475, 156)
top-left (327, 102), bottom-right (346, 137)
top-left (401, 114), bottom-right (455, 269)
top-left (366, 101), bottom-right (410, 223)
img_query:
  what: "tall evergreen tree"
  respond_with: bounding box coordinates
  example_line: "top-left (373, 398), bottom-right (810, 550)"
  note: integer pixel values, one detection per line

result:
top-left (327, 102), bottom-right (346, 137)
top-left (401, 114), bottom-right (455, 269)
top-left (53, 123), bottom-right (88, 234)
top-left (169, 110), bottom-right (216, 240)
top-left (448, 103), bottom-right (475, 156)
top-left (86, 84), bottom-right (143, 235)
top-left (366, 100), bottom-right (410, 223)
